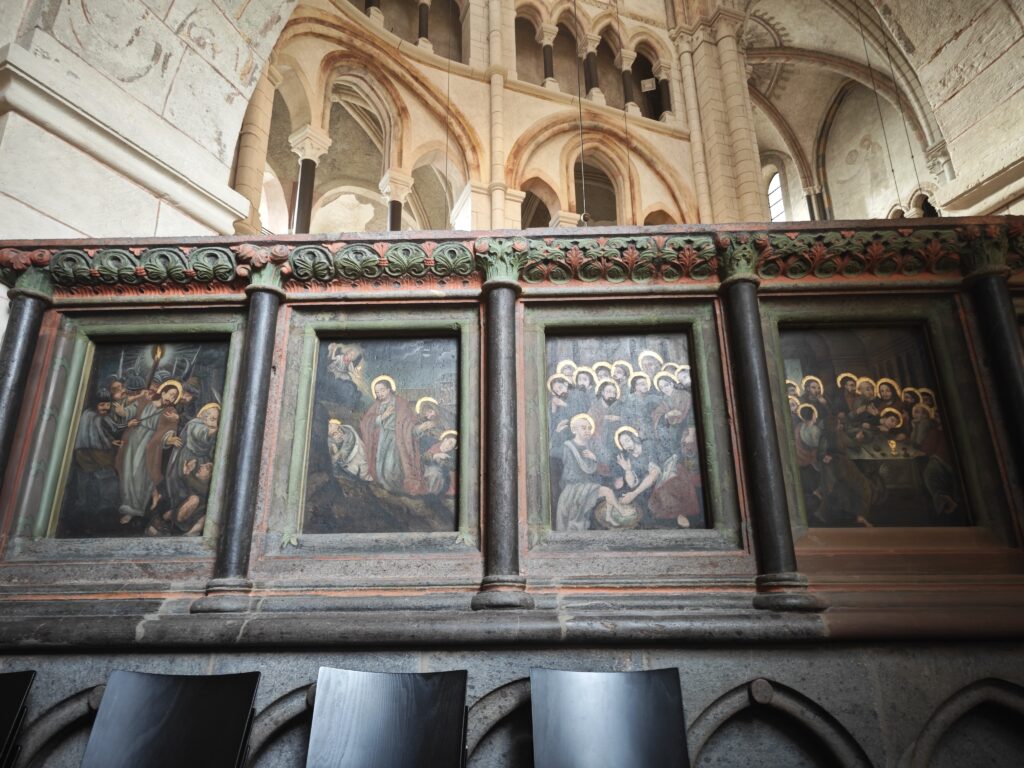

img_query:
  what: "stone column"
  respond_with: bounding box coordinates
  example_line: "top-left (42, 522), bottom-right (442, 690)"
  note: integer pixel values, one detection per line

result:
top-left (0, 267), bottom-right (52, 491)
top-left (472, 238), bottom-right (533, 610)
top-left (233, 63), bottom-right (282, 235)
top-left (538, 23), bottom-right (559, 90)
top-left (417, 0), bottom-right (433, 52)
top-left (581, 34), bottom-right (603, 104)
top-left (653, 62), bottom-right (673, 121)
top-left (288, 125), bottom-right (332, 235)
top-left (715, 17), bottom-right (764, 221)
top-left (487, 0), bottom-right (506, 228)
top-left (380, 170), bottom-right (415, 231)
top-left (961, 225), bottom-right (1024, 483)
top-left (365, 0), bottom-right (384, 25)
top-left (716, 234), bottom-right (821, 612)
top-left (616, 48), bottom-right (640, 116)
top-left (674, 33), bottom-right (713, 222)
top-left (196, 253), bottom-right (289, 612)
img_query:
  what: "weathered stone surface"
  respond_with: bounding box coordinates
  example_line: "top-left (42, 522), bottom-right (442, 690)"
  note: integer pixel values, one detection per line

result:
top-left (167, 0), bottom-right (262, 90)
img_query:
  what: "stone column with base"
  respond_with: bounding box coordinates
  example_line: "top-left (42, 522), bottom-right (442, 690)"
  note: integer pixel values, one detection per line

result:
top-left (471, 238), bottom-right (534, 610)
top-left (716, 233), bottom-right (823, 612)
top-left (673, 32), bottom-right (713, 222)
top-left (581, 34), bottom-right (604, 104)
top-left (959, 223), bottom-right (1024, 483)
top-left (538, 23), bottom-right (559, 90)
top-left (417, 0), bottom-right (433, 52)
top-left (380, 170), bottom-right (415, 231)
top-left (616, 48), bottom-right (640, 116)
top-left (193, 247), bottom-right (291, 613)
top-left (0, 262), bottom-right (52, 491)
top-left (288, 125), bottom-right (332, 235)
top-left (653, 62), bottom-right (673, 121)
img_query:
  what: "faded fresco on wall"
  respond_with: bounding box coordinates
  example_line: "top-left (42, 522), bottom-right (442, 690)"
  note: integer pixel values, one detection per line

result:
top-left (780, 327), bottom-right (968, 528)
top-left (545, 335), bottom-right (705, 531)
top-left (56, 342), bottom-right (229, 538)
top-left (303, 338), bottom-right (459, 533)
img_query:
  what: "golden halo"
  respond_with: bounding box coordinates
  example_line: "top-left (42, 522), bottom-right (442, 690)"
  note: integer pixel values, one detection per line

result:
top-left (157, 379), bottom-right (183, 403)
top-left (197, 402), bottom-right (220, 417)
top-left (785, 378), bottom-right (802, 395)
top-left (800, 374), bottom-right (824, 393)
top-left (370, 374), bottom-right (397, 393)
top-left (415, 396), bottom-right (439, 414)
top-left (836, 371), bottom-right (858, 388)
top-left (614, 425), bottom-right (640, 450)
top-left (856, 376), bottom-right (877, 392)
top-left (546, 373), bottom-right (572, 394)
top-left (592, 360), bottom-right (613, 373)
top-left (913, 403), bottom-right (936, 419)
top-left (328, 418), bottom-right (342, 426)
top-left (573, 366), bottom-right (597, 385)
top-left (876, 377), bottom-right (902, 399)
top-left (787, 394), bottom-right (800, 409)
top-left (629, 372), bottom-right (651, 389)
top-left (902, 386), bottom-right (920, 400)
top-left (555, 359), bottom-right (578, 374)
top-left (880, 407), bottom-right (904, 428)
top-left (595, 378), bottom-right (621, 399)
top-left (611, 360), bottom-right (634, 375)
top-left (661, 362), bottom-right (681, 373)
top-left (439, 429), bottom-right (458, 442)
top-left (917, 387), bottom-right (936, 400)
top-left (797, 403), bottom-right (818, 422)
top-left (569, 412), bottom-right (595, 431)
top-left (653, 371), bottom-right (678, 390)
top-left (637, 350), bottom-right (664, 368)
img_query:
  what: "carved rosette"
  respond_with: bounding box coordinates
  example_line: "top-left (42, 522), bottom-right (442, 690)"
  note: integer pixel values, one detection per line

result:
top-left (755, 229), bottom-right (961, 280)
top-left (958, 224), bottom-right (1010, 281)
top-left (285, 241), bottom-right (475, 286)
top-left (715, 232), bottom-right (761, 286)
top-left (521, 235), bottom-right (717, 283)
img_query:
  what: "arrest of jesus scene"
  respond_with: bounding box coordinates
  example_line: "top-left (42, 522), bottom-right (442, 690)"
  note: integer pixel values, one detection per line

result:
top-left (780, 327), bottom-right (969, 529)
top-left (57, 341), bottom-right (229, 538)
top-left (303, 338), bottom-right (459, 533)
top-left (545, 335), bottom-right (706, 531)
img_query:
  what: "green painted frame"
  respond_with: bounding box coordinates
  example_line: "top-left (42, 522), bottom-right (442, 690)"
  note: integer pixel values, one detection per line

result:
top-left (761, 294), bottom-right (1018, 550)
top-left (272, 305), bottom-right (481, 554)
top-left (523, 298), bottom-right (742, 553)
top-left (5, 309), bottom-right (245, 559)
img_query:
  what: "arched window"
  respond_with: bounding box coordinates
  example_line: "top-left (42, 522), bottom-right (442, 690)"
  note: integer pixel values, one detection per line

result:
top-left (767, 172), bottom-right (786, 222)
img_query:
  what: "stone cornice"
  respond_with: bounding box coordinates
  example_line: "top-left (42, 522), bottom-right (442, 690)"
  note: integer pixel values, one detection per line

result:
top-left (0, 218), bottom-right (1019, 298)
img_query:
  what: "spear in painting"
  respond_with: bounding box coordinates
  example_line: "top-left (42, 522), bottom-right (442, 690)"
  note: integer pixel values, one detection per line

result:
top-left (146, 344), bottom-right (165, 389)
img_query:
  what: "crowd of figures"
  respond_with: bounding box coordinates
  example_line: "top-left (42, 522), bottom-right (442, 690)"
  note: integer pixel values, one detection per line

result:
top-left (305, 341), bottom-right (459, 533)
top-left (60, 344), bottom-right (226, 538)
top-left (547, 350), bottom-right (705, 531)
top-left (784, 373), bottom-right (966, 527)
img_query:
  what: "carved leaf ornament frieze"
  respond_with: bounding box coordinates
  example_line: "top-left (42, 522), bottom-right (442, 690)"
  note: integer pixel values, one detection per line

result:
top-left (0, 221), bottom-right (1019, 295)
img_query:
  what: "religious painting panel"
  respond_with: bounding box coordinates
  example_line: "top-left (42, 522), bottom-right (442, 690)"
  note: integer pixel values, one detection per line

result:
top-left (778, 326), bottom-right (969, 529)
top-left (543, 333), bottom-right (707, 532)
top-left (54, 340), bottom-right (229, 538)
top-left (301, 337), bottom-right (459, 534)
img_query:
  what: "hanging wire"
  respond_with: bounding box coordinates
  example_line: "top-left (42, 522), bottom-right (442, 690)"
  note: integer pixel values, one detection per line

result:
top-left (443, 0), bottom-right (455, 225)
top-left (880, 32), bottom-right (925, 201)
top-left (854, 2), bottom-right (902, 210)
top-left (571, 0), bottom-right (588, 224)
top-left (612, 0), bottom-right (635, 225)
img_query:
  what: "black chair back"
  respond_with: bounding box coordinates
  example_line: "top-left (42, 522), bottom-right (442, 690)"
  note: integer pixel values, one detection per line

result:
top-left (0, 670), bottom-right (35, 768)
top-left (79, 670), bottom-right (260, 768)
top-left (306, 666), bottom-right (467, 768)
top-left (530, 668), bottom-right (690, 768)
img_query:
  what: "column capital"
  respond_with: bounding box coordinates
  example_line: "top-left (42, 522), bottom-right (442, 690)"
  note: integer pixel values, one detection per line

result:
top-left (537, 22), bottom-right (558, 46)
top-left (713, 14), bottom-right (741, 44)
top-left (579, 33), bottom-right (601, 56)
top-left (653, 62), bottom-right (672, 80)
top-left (474, 237), bottom-right (529, 287)
top-left (379, 169), bottom-right (415, 203)
top-left (288, 125), bottom-right (332, 164)
top-left (615, 48), bottom-right (637, 71)
top-left (959, 223), bottom-right (1010, 281)
top-left (715, 232), bottom-right (763, 287)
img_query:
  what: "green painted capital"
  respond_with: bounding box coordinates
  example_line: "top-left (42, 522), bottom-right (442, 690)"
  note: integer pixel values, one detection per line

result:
top-left (0, 248), bottom-right (50, 290)
top-left (474, 237), bottom-right (529, 284)
top-left (10, 266), bottom-right (55, 302)
top-left (715, 232), bottom-right (761, 286)
top-left (958, 223), bottom-right (1009, 279)
top-left (236, 243), bottom-right (291, 293)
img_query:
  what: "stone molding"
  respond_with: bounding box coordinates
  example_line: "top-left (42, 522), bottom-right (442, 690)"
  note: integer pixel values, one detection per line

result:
top-left (0, 218), bottom-right (1019, 295)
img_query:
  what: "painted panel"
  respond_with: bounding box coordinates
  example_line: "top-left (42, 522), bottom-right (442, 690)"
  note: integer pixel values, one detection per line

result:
top-left (302, 338), bottom-right (459, 534)
top-left (779, 327), bottom-right (968, 528)
top-left (55, 341), bottom-right (229, 538)
top-left (545, 334), bottom-right (706, 531)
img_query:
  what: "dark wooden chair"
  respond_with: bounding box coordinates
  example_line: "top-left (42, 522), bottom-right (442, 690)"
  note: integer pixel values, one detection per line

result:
top-left (306, 666), bottom-right (468, 768)
top-left (0, 670), bottom-right (35, 768)
top-left (79, 670), bottom-right (260, 768)
top-left (530, 668), bottom-right (690, 768)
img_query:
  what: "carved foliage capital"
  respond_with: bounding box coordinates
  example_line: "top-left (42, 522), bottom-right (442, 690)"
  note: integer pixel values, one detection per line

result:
top-left (474, 238), bottom-right (529, 284)
top-left (715, 233), bottom-right (761, 286)
top-left (0, 248), bottom-right (50, 289)
top-left (958, 223), bottom-right (1010, 279)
